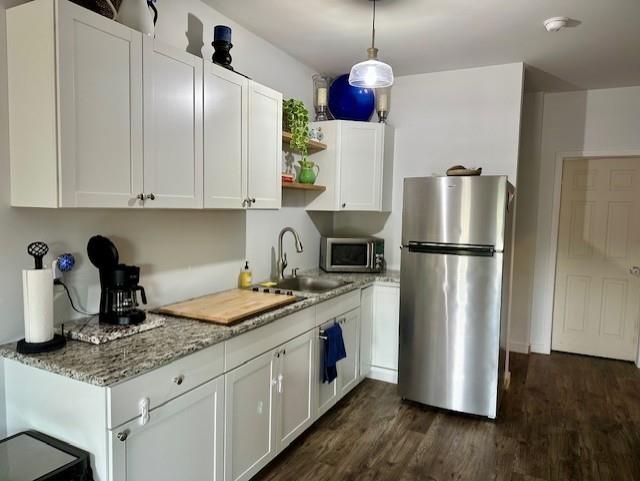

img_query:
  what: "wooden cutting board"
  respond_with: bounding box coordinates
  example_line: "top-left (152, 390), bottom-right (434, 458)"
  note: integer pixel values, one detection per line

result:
top-left (158, 289), bottom-right (298, 326)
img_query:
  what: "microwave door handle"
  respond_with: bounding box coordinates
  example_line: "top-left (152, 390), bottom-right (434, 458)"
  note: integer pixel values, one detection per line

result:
top-left (368, 242), bottom-right (374, 270)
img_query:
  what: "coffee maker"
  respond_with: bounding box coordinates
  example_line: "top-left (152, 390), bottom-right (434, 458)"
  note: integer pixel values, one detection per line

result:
top-left (87, 235), bottom-right (147, 325)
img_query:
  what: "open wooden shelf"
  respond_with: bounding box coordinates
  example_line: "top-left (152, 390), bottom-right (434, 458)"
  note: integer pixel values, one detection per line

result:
top-left (282, 182), bottom-right (326, 192)
top-left (282, 131), bottom-right (327, 152)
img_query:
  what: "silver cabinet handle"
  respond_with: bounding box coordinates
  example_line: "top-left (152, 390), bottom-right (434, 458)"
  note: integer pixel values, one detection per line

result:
top-left (145, 193), bottom-right (156, 201)
top-left (342, 203), bottom-right (346, 208)
top-left (277, 373), bottom-right (283, 394)
top-left (250, 198), bottom-right (256, 204)
top-left (117, 430), bottom-right (129, 442)
top-left (136, 193), bottom-right (144, 201)
top-left (630, 266), bottom-right (640, 277)
top-left (173, 375), bottom-right (185, 385)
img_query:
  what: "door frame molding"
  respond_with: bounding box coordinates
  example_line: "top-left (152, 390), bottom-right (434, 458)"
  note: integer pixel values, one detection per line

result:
top-left (542, 149), bottom-right (640, 367)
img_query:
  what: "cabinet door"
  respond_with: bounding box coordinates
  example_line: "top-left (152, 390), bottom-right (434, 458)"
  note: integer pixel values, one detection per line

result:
top-left (225, 350), bottom-right (277, 481)
top-left (338, 308), bottom-right (361, 396)
top-left (276, 330), bottom-right (315, 451)
top-left (247, 81), bottom-right (282, 209)
top-left (339, 122), bottom-right (383, 211)
top-left (57, 1), bottom-right (143, 207)
top-left (317, 321), bottom-right (339, 416)
top-left (204, 64), bottom-right (248, 209)
top-left (359, 286), bottom-right (374, 380)
top-left (110, 376), bottom-right (224, 481)
top-left (371, 285), bottom-right (400, 383)
top-left (142, 39), bottom-right (203, 208)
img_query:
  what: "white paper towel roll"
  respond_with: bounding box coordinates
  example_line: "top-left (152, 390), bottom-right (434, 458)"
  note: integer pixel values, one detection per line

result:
top-left (22, 268), bottom-right (54, 343)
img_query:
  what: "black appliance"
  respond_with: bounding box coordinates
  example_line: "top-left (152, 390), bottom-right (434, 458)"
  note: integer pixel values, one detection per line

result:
top-left (87, 235), bottom-right (147, 325)
top-left (0, 430), bottom-right (93, 480)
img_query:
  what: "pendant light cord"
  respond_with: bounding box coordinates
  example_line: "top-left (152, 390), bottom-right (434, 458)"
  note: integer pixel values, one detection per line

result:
top-left (371, 0), bottom-right (376, 50)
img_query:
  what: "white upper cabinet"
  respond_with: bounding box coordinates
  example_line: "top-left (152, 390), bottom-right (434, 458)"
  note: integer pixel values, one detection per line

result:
top-left (8, 0), bottom-right (283, 211)
top-left (142, 38), bottom-right (203, 209)
top-left (8, 0), bottom-right (144, 208)
top-left (204, 75), bottom-right (282, 210)
top-left (204, 63), bottom-right (248, 209)
top-left (305, 120), bottom-right (394, 212)
top-left (246, 82), bottom-right (283, 209)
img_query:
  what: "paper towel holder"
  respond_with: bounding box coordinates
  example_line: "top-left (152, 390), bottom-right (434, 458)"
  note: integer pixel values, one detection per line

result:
top-left (17, 332), bottom-right (66, 354)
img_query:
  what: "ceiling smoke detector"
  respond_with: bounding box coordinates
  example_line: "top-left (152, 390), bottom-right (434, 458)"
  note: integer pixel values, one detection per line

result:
top-left (544, 16), bottom-right (570, 32)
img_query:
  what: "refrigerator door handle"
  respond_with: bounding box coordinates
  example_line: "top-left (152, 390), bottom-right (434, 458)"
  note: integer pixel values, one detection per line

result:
top-left (406, 242), bottom-right (495, 257)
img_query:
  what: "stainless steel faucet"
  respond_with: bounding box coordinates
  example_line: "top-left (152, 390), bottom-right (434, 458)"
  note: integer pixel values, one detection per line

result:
top-left (277, 227), bottom-right (303, 281)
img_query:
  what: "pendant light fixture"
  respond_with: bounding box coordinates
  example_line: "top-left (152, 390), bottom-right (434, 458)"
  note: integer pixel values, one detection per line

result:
top-left (349, 0), bottom-right (394, 88)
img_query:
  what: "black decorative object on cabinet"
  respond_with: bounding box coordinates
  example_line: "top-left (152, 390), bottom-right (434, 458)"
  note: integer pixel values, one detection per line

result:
top-left (212, 25), bottom-right (233, 70)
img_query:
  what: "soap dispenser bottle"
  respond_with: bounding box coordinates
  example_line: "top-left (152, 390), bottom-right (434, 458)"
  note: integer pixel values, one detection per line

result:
top-left (238, 261), bottom-right (253, 288)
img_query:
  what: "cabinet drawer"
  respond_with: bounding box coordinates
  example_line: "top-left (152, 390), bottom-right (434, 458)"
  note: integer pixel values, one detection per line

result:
top-left (107, 343), bottom-right (224, 428)
top-left (225, 307), bottom-right (315, 372)
top-left (316, 290), bottom-right (361, 325)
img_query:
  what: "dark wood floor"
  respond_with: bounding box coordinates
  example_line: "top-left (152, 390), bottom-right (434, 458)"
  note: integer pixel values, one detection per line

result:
top-left (254, 353), bottom-right (640, 481)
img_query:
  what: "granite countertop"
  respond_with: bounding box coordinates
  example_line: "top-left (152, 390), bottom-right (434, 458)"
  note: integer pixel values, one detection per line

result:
top-left (0, 270), bottom-right (399, 387)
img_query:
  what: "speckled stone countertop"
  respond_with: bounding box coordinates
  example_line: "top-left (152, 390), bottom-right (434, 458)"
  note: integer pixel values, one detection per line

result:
top-left (0, 271), bottom-right (399, 387)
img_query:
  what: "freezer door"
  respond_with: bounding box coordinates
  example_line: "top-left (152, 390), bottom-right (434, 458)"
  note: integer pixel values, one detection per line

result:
top-left (402, 176), bottom-right (510, 251)
top-left (398, 248), bottom-right (503, 418)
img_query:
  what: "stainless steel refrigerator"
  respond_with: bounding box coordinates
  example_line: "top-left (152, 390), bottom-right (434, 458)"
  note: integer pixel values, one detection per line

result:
top-left (398, 175), bottom-right (514, 419)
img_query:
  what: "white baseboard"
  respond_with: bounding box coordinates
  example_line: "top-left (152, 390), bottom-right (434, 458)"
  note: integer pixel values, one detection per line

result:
top-left (530, 342), bottom-right (551, 355)
top-left (366, 366), bottom-right (397, 384)
top-left (508, 341), bottom-right (530, 354)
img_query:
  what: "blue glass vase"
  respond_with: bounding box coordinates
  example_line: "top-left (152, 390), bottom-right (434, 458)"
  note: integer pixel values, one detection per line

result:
top-left (328, 74), bottom-right (375, 122)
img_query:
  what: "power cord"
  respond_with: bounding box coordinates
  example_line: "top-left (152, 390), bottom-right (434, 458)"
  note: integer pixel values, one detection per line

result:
top-left (54, 279), bottom-right (96, 317)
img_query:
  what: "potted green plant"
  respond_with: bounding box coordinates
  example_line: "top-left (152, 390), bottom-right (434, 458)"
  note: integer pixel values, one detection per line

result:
top-left (283, 98), bottom-right (310, 161)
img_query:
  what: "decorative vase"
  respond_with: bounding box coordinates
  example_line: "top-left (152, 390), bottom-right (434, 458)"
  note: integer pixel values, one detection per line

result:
top-left (328, 74), bottom-right (375, 122)
top-left (298, 161), bottom-right (320, 185)
top-left (105, 0), bottom-right (157, 36)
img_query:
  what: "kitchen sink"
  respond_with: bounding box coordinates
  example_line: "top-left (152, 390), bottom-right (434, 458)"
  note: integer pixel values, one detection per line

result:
top-left (275, 276), bottom-right (351, 293)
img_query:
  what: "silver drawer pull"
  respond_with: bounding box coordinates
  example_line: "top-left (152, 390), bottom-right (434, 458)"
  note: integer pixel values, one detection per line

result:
top-left (117, 430), bottom-right (129, 442)
top-left (173, 375), bottom-right (185, 386)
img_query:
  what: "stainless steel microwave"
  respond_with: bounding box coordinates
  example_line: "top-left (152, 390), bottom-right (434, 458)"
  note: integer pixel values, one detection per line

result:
top-left (320, 237), bottom-right (385, 273)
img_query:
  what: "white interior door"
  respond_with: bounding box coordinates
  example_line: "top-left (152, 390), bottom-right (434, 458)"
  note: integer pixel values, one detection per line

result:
top-left (224, 350), bottom-right (277, 481)
top-left (57, 1), bottom-right (143, 207)
top-left (339, 122), bottom-right (382, 211)
top-left (204, 64), bottom-right (247, 209)
top-left (142, 39), bottom-right (203, 208)
top-left (247, 81), bottom-right (282, 209)
top-left (552, 157), bottom-right (640, 361)
top-left (110, 376), bottom-right (224, 481)
top-left (276, 331), bottom-right (315, 451)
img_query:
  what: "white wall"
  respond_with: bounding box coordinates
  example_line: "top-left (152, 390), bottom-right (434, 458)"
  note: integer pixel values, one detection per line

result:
top-left (334, 63), bottom-right (525, 271)
top-left (524, 86), bottom-right (640, 354)
top-left (508, 92), bottom-right (544, 353)
top-left (0, 0), bottom-right (321, 437)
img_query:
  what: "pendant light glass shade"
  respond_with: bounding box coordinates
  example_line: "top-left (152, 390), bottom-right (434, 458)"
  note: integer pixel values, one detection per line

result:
top-left (349, 0), bottom-right (394, 88)
top-left (349, 56), bottom-right (394, 88)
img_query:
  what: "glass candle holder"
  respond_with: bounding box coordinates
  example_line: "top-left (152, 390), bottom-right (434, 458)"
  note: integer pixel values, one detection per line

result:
top-left (313, 74), bottom-right (331, 121)
top-left (376, 87), bottom-right (391, 123)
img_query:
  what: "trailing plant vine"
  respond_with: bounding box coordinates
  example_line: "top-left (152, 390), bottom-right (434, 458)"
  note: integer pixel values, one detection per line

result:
top-left (283, 99), bottom-right (310, 160)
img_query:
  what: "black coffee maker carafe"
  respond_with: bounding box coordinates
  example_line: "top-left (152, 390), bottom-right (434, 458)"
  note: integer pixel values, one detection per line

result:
top-left (87, 235), bottom-right (147, 325)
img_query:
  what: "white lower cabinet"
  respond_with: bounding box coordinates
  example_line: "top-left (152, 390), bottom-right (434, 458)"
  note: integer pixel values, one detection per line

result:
top-left (276, 330), bottom-right (316, 451)
top-left (109, 375), bottom-right (224, 481)
top-left (224, 328), bottom-right (316, 481)
top-left (370, 284), bottom-right (400, 383)
top-left (338, 309), bottom-right (361, 397)
top-left (317, 307), bottom-right (361, 416)
top-left (224, 350), bottom-right (278, 481)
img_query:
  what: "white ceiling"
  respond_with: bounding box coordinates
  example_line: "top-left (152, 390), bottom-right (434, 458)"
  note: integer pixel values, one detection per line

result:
top-left (204, 0), bottom-right (640, 92)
